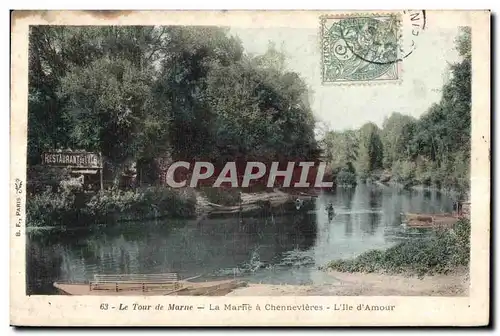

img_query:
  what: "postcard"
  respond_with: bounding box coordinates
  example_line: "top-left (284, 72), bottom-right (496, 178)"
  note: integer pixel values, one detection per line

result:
top-left (10, 10), bottom-right (490, 326)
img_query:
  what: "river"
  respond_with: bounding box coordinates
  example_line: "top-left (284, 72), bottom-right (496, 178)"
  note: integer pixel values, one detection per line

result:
top-left (27, 184), bottom-right (454, 294)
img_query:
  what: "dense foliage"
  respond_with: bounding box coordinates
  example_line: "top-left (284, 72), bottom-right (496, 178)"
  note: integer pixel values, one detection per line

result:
top-left (27, 26), bottom-right (321, 225)
top-left (26, 187), bottom-right (197, 227)
top-left (322, 27), bottom-right (471, 193)
top-left (27, 25), bottom-right (471, 228)
top-left (28, 27), bottom-right (319, 185)
top-left (324, 218), bottom-right (470, 276)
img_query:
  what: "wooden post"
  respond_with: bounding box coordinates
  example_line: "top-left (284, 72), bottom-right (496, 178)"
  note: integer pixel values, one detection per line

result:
top-left (99, 153), bottom-right (104, 191)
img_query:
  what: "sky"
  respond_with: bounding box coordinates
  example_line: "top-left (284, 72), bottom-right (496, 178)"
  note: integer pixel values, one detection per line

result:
top-left (230, 24), bottom-right (461, 132)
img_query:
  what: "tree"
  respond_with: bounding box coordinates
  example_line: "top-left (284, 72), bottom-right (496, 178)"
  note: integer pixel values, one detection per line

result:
top-left (28, 26), bottom-right (98, 163)
top-left (323, 130), bottom-right (358, 171)
top-left (391, 27), bottom-right (471, 190)
top-left (28, 26), bottom-right (168, 166)
top-left (355, 123), bottom-right (383, 179)
top-left (319, 27), bottom-right (471, 191)
top-left (59, 57), bottom-right (153, 186)
top-left (408, 27), bottom-right (471, 190)
top-left (380, 112), bottom-right (416, 167)
top-left (156, 31), bottom-right (319, 164)
top-left (153, 26), bottom-right (245, 161)
top-left (27, 25), bottom-right (326, 190)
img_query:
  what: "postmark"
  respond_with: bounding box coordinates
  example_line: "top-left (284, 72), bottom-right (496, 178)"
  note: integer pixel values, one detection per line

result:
top-left (399, 10), bottom-right (426, 60)
top-left (320, 11), bottom-right (426, 84)
top-left (321, 14), bottom-right (401, 84)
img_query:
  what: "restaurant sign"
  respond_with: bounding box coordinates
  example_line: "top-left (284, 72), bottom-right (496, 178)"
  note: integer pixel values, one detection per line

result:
top-left (42, 151), bottom-right (102, 168)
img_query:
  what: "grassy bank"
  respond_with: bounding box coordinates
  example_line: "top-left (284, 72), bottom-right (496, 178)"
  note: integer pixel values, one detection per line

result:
top-left (26, 187), bottom-right (197, 228)
top-left (323, 219), bottom-right (470, 276)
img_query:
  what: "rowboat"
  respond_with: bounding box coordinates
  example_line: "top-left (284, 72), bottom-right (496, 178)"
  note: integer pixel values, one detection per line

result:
top-left (53, 273), bottom-right (247, 296)
top-left (401, 213), bottom-right (459, 229)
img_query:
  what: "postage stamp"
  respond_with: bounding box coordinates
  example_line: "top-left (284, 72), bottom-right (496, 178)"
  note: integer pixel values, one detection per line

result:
top-left (321, 14), bottom-right (402, 83)
top-left (9, 10), bottom-right (490, 327)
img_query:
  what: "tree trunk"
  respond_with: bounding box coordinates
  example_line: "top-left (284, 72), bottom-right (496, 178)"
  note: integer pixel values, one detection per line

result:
top-left (111, 159), bottom-right (136, 190)
top-left (111, 163), bottom-right (127, 190)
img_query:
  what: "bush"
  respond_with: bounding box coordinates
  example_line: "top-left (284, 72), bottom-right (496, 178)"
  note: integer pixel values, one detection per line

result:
top-left (414, 157), bottom-right (433, 186)
top-left (324, 219), bottom-right (471, 276)
top-left (26, 187), bottom-right (197, 227)
top-left (26, 189), bottom-right (79, 227)
top-left (332, 163), bottom-right (357, 187)
top-left (336, 169), bottom-right (357, 187)
top-left (84, 187), bottom-right (197, 221)
top-left (392, 160), bottom-right (416, 187)
top-left (27, 166), bottom-right (71, 194)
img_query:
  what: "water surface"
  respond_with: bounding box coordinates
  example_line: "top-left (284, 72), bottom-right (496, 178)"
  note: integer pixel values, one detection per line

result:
top-left (27, 184), bottom-right (453, 294)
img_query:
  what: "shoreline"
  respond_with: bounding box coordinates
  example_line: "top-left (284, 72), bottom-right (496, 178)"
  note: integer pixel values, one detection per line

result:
top-left (196, 189), bottom-right (318, 219)
top-left (375, 178), bottom-right (468, 198)
top-left (228, 268), bottom-right (469, 297)
top-left (27, 189), bottom-right (318, 231)
top-left (50, 268), bottom-right (469, 297)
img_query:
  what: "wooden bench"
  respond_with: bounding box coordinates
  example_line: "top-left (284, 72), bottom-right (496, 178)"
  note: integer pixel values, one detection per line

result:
top-left (90, 273), bottom-right (180, 292)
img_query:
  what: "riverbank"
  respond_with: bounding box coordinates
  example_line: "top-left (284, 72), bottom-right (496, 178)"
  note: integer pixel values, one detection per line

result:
top-left (369, 170), bottom-right (469, 198)
top-left (231, 217), bottom-right (469, 297)
top-left (196, 189), bottom-right (317, 219)
top-left (53, 268), bottom-right (469, 297)
top-left (26, 186), bottom-right (318, 229)
top-left (26, 187), bottom-right (198, 228)
top-left (323, 218), bottom-right (470, 276)
top-left (28, 184), bottom-right (464, 295)
top-left (228, 268), bottom-right (469, 296)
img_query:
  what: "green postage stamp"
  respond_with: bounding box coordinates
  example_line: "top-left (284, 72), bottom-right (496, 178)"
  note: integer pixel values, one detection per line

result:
top-left (320, 14), bottom-right (402, 83)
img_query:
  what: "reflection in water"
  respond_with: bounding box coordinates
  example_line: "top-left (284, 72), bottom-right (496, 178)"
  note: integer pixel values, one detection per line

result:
top-left (27, 184), bottom-right (453, 294)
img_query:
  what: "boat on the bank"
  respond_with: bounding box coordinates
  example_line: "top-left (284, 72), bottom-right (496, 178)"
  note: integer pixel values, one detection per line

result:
top-left (401, 212), bottom-right (460, 229)
top-left (53, 273), bottom-right (247, 296)
top-left (205, 192), bottom-right (317, 219)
